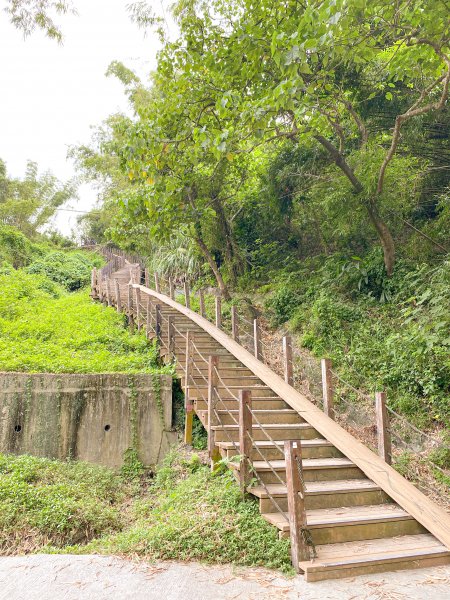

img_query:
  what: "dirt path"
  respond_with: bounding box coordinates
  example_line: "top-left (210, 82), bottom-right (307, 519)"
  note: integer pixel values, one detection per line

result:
top-left (0, 555), bottom-right (449, 599)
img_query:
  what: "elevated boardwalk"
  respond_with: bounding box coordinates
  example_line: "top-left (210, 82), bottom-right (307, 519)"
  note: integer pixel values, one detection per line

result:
top-left (92, 261), bottom-right (450, 582)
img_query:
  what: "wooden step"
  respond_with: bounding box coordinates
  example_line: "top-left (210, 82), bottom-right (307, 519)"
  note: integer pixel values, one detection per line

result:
top-left (194, 385), bottom-right (276, 398)
top-left (250, 479), bottom-right (390, 510)
top-left (298, 534), bottom-right (450, 581)
top-left (263, 504), bottom-right (425, 544)
top-left (198, 409), bottom-right (303, 425)
top-left (193, 398), bottom-right (288, 411)
top-left (242, 457), bottom-right (364, 483)
top-left (211, 422), bottom-right (320, 442)
top-left (218, 438), bottom-right (341, 461)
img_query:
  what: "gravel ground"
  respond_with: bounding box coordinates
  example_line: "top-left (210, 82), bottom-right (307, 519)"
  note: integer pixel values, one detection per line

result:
top-left (0, 555), bottom-right (449, 600)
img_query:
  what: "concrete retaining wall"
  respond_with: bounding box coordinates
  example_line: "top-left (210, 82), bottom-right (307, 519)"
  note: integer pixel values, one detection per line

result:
top-left (0, 373), bottom-right (177, 469)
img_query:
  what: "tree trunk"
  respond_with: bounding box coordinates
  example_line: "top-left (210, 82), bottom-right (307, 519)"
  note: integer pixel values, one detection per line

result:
top-left (212, 196), bottom-right (243, 283)
top-left (195, 236), bottom-right (231, 300)
top-left (366, 201), bottom-right (396, 276)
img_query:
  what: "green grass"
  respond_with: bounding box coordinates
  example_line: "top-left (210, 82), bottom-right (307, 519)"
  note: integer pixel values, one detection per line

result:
top-left (0, 450), bottom-right (292, 572)
top-left (0, 454), bottom-right (127, 553)
top-left (0, 270), bottom-right (164, 373)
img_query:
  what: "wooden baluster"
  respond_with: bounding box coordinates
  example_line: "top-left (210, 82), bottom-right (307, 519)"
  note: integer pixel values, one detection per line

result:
top-left (154, 272), bottom-right (161, 293)
top-left (91, 268), bottom-right (98, 298)
top-left (169, 276), bottom-right (175, 300)
top-left (167, 315), bottom-right (175, 357)
top-left (115, 280), bottom-right (121, 313)
top-left (239, 390), bottom-right (252, 494)
top-left (144, 268), bottom-right (149, 288)
top-left (283, 335), bottom-right (293, 385)
top-left (199, 289), bottom-right (206, 318)
top-left (155, 304), bottom-right (161, 345)
top-left (231, 306), bottom-right (240, 343)
top-left (184, 331), bottom-right (194, 444)
top-left (253, 318), bottom-right (262, 360)
top-left (321, 358), bottom-right (334, 419)
top-left (184, 278), bottom-right (190, 309)
top-left (284, 440), bottom-right (310, 570)
top-left (135, 286), bottom-right (141, 330)
top-left (146, 297), bottom-right (153, 338)
top-left (215, 296), bottom-right (222, 329)
top-left (127, 283), bottom-right (134, 330)
top-left (375, 391), bottom-right (392, 465)
top-left (207, 355), bottom-right (220, 470)
top-left (106, 279), bottom-right (112, 306)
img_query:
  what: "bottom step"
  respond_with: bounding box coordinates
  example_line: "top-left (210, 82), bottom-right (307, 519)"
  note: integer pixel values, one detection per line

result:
top-left (299, 534), bottom-right (450, 582)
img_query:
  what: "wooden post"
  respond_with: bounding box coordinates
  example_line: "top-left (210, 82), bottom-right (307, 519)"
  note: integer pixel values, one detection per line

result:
top-left (215, 296), bottom-right (222, 329)
top-left (134, 286), bottom-right (142, 330)
top-left (106, 279), bottom-right (112, 306)
top-left (167, 315), bottom-right (175, 356)
top-left (184, 331), bottom-right (194, 444)
top-left (283, 335), bottom-right (293, 386)
top-left (199, 289), bottom-right (206, 317)
top-left (284, 440), bottom-right (310, 570)
top-left (115, 280), bottom-right (121, 313)
top-left (253, 318), bottom-right (262, 360)
top-left (231, 305), bottom-right (240, 343)
top-left (144, 268), bottom-right (149, 288)
top-left (91, 268), bottom-right (98, 298)
top-left (155, 304), bottom-right (161, 344)
top-left (207, 355), bottom-right (221, 469)
top-left (375, 391), bottom-right (392, 465)
top-left (154, 272), bottom-right (161, 293)
top-left (321, 358), bottom-right (334, 419)
top-left (127, 283), bottom-right (134, 330)
top-left (146, 297), bottom-right (153, 338)
top-left (184, 278), bottom-right (190, 309)
top-left (169, 276), bottom-right (175, 300)
top-left (239, 390), bottom-right (252, 494)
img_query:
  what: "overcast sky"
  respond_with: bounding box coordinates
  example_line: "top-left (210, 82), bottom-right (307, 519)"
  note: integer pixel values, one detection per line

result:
top-left (0, 0), bottom-right (163, 236)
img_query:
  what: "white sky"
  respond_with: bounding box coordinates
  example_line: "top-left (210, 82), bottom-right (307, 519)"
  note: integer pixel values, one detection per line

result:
top-left (0, 0), bottom-right (163, 237)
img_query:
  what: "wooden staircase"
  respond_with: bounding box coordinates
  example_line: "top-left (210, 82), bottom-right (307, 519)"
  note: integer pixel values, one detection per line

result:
top-left (93, 264), bottom-right (450, 582)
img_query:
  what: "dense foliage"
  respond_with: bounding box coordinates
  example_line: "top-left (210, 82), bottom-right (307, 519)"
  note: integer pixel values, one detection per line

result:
top-left (0, 454), bottom-right (125, 552)
top-left (0, 268), bottom-right (162, 373)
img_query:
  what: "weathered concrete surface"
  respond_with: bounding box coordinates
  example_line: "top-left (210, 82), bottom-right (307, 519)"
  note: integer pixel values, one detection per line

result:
top-left (0, 373), bottom-right (176, 468)
top-left (0, 556), bottom-right (449, 600)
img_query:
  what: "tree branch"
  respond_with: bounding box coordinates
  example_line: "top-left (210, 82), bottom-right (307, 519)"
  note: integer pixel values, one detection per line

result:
top-left (314, 135), bottom-right (364, 193)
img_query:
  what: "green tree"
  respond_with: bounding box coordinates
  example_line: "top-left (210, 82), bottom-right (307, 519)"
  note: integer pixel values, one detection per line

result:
top-left (3, 0), bottom-right (76, 41)
top-left (0, 159), bottom-right (75, 237)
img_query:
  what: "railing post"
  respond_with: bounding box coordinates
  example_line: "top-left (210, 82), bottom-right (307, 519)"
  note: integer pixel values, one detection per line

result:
top-left (146, 297), bottom-right (153, 338)
top-left (284, 440), bottom-right (310, 570)
top-left (253, 318), bottom-right (262, 360)
top-left (154, 272), bottom-right (161, 293)
top-left (321, 358), bottom-right (334, 419)
top-left (169, 276), bottom-right (175, 300)
top-left (199, 289), bottom-right (206, 318)
top-left (144, 268), bottom-right (149, 288)
top-left (155, 304), bottom-right (162, 345)
top-left (283, 335), bottom-right (293, 386)
top-left (239, 390), bottom-right (252, 494)
top-left (134, 286), bottom-right (142, 330)
top-left (215, 296), bottom-right (222, 329)
top-left (184, 278), bottom-right (190, 309)
top-left (231, 305), bottom-right (240, 343)
top-left (167, 315), bottom-right (175, 357)
top-left (127, 283), bottom-right (134, 330)
top-left (184, 331), bottom-right (194, 444)
top-left (208, 355), bottom-right (221, 470)
top-left (115, 280), bottom-right (121, 313)
top-left (91, 268), bottom-right (98, 298)
top-left (106, 279), bottom-right (112, 306)
top-left (375, 391), bottom-right (392, 465)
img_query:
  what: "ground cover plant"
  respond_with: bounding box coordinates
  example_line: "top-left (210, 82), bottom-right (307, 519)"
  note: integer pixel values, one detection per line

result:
top-left (0, 449), bottom-right (292, 572)
top-left (0, 268), bottom-right (162, 373)
top-left (57, 450), bottom-right (293, 572)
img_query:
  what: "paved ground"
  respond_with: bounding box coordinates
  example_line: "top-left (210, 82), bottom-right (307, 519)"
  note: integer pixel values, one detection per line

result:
top-left (0, 555), bottom-right (449, 599)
